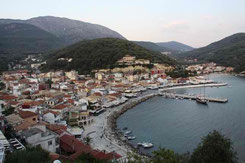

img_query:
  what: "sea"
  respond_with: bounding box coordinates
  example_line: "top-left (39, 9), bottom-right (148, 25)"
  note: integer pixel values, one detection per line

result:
top-left (117, 74), bottom-right (245, 162)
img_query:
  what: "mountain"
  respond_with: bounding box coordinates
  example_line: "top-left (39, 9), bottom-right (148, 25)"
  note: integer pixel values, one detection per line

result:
top-left (41, 38), bottom-right (177, 74)
top-left (26, 16), bottom-right (125, 45)
top-left (177, 33), bottom-right (245, 72)
top-left (157, 41), bottom-right (194, 52)
top-left (133, 41), bottom-right (171, 52)
top-left (0, 22), bottom-right (65, 72)
top-left (0, 16), bottom-right (125, 45)
top-left (0, 16), bottom-right (126, 72)
top-left (0, 22), bottom-right (64, 54)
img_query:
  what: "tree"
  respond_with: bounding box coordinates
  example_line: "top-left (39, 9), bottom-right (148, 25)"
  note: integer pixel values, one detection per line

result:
top-left (84, 136), bottom-right (92, 145)
top-left (151, 148), bottom-right (189, 163)
top-left (0, 82), bottom-right (5, 90)
top-left (5, 146), bottom-right (51, 163)
top-left (190, 130), bottom-right (238, 163)
top-left (3, 106), bottom-right (15, 116)
top-left (127, 148), bottom-right (189, 163)
top-left (74, 153), bottom-right (109, 163)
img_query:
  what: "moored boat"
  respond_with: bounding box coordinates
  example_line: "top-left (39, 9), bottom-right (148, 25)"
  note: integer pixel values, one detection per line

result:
top-left (196, 97), bottom-right (208, 105)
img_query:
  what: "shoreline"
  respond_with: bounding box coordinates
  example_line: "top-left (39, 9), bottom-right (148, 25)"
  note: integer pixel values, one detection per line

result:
top-left (106, 93), bottom-right (157, 156)
top-left (106, 82), bottom-right (228, 158)
top-left (83, 81), bottom-right (229, 160)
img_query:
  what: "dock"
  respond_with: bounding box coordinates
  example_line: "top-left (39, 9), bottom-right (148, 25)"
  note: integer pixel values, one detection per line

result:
top-left (160, 93), bottom-right (228, 103)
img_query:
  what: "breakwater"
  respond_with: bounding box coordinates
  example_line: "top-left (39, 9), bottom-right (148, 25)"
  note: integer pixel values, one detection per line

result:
top-left (106, 93), bottom-right (157, 155)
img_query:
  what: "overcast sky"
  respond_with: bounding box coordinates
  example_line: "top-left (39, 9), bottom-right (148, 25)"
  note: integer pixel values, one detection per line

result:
top-left (1, 0), bottom-right (245, 48)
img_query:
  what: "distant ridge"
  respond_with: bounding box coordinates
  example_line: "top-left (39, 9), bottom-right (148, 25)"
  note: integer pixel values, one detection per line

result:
top-left (133, 41), bottom-right (172, 52)
top-left (157, 41), bottom-right (194, 52)
top-left (176, 33), bottom-right (245, 72)
top-left (0, 16), bottom-right (126, 46)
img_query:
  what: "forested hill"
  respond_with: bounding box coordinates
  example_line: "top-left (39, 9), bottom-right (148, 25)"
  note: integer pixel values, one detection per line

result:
top-left (0, 22), bottom-right (65, 72)
top-left (176, 33), bottom-right (245, 72)
top-left (0, 22), bottom-right (64, 54)
top-left (41, 38), bottom-right (177, 74)
top-left (133, 41), bottom-right (172, 52)
top-left (157, 41), bottom-right (194, 52)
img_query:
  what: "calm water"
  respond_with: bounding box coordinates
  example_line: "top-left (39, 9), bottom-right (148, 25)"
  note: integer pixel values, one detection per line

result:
top-left (117, 74), bottom-right (245, 162)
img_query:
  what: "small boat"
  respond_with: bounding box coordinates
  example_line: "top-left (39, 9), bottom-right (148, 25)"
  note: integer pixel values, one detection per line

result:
top-left (137, 142), bottom-right (154, 148)
top-left (142, 142), bottom-right (154, 148)
top-left (196, 97), bottom-right (208, 105)
top-left (127, 136), bottom-right (136, 140)
top-left (125, 131), bottom-right (132, 135)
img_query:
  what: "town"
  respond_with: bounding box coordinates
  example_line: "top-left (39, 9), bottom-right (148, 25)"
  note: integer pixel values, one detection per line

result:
top-left (0, 54), bottom-right (233, 162)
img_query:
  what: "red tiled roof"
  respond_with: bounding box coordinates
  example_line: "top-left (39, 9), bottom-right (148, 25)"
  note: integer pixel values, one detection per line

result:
top-left (0, 95), bottom-right (17, 101)
top-left (7, 100), bottom-right (19, 106)
top-left (67, 99), bottom-right (74, 104)
top-left (19, 110), bottom-right (38, 119)
top-left (53, 104), bottom-right (68, 110)
top-left (60, 134), bottom-right (92, 154)
top-left (93, 92), bottom-right (102, 96)
top-left (47, 124), bottom-right (67, 132)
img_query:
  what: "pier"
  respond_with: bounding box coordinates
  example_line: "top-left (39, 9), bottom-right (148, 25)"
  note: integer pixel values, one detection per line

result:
top-left (160, 93), bottom-right (228, 103)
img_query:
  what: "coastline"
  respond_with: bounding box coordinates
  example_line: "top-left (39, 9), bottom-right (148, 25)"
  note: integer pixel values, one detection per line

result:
top-left (106, 93), bottom-right (157, 156)
top-left (83, 82), bottom-right (229, 160)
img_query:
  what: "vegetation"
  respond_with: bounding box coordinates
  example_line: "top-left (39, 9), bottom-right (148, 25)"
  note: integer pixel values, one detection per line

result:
top-left (176, 33), bottom-right (245, 72)
top-left (156, 41), bottom-right (194, 52)
top-left (128, 130), bottom-right (237, 163)
top-left (166, 66), bottom-right (191, 78)
top-left (190, 130), bottom-right (238, 163)
top-left (133, 41), bottom-right (171, 52)
top-left (41, 38), bottom-right (177, 74)
top-left (0, 22), bottom-right (65, 72)
top-left (3, 106), bottom-right (15, 116)
top-left (0, 82), bottom-right (5, 90)
top-left (5, 146), bottom-right (51, 163)
top-left (74, 153), bottom-right (109, 163)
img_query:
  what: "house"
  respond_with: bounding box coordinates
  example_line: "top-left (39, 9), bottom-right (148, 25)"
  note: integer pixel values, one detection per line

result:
top-left (51, 104), bottom-right (69, 113)
top-left (43, 110), bottom-right (65, 125)
top-left (18, 110), bottom-right (38, 124)
top-left (21, 127), bottom-right (59, 153)
top-left (6, 114), bottom-right (24, 127)
top-left (135, 59), bottom-right (150, 65)
top-left (59, 133), bottom-right (121, 162)
top-left (117, 55), bottom-right (136, 65)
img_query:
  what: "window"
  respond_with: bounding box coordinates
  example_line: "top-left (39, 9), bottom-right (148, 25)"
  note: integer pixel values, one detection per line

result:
top-left (48, 140), bottom-right (52, 146)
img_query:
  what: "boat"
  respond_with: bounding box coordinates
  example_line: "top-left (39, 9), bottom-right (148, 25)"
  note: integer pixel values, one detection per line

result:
top-left (127, 136), bottom-right (136, 140)
top-left (196, 97), bottom-right (208, 105)
top-left (142, 142), bottom-right (154, 148)
top-left (125, 131), bottom-right (132, 135)
top-left (137, 142), bottom-right (154, 148)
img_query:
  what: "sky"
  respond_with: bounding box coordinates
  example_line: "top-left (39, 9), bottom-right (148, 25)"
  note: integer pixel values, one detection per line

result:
top-left (1, 0), bottom-right (245, 48)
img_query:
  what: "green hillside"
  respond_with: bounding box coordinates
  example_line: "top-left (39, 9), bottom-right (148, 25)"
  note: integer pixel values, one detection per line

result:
top-left (41, 38), bottom-right (177, 74)
top-left (133, 41), bottom-right (171, 52)
top-left (0, 23), bottom-right (65, 54)
top-left (176, 33), bottom-right (245, 72)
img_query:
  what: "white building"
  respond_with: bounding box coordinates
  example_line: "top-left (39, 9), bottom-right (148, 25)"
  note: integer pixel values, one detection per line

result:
top-left (21, 128), bottom-right (59, 153)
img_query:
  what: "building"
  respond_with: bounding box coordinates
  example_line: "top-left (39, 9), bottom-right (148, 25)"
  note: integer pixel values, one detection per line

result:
top-left (117, 55), bottom-right (136, 65)
top-left (21, 127), bottom-right (59, 153)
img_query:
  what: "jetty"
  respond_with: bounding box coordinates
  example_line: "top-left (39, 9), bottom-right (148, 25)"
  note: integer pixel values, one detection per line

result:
top-left (159, 83), bottom-right (228, 91)
top-left (160, 92), bottom-right (228, 103)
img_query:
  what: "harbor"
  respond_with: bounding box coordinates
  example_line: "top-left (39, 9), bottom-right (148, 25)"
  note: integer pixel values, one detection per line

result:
top-left (159, 92), bottom-right (228, 103)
